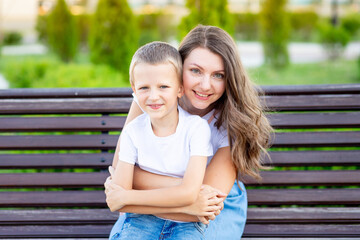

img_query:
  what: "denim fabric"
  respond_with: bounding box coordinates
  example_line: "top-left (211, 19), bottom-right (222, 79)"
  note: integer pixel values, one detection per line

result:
top-left (109, 182), bottom-right (247, 240)
top-left (110, 213), bottom-right (206, 240)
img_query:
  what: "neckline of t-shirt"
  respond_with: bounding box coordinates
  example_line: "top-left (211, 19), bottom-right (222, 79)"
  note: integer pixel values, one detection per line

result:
top-left (202, 109), bottom-right (216, 123)
top-left (146, 106), bottom-right (184, 140)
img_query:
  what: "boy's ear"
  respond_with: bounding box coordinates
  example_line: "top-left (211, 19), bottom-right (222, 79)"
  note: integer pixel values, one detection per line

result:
top-left (131, 84), bottom-right (136, 93)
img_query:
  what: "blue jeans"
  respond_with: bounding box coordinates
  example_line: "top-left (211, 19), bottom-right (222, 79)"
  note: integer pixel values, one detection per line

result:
top-left (109, 182), bottom-right (247, 240)
top-left (110, 213), bottom-right (207, 240)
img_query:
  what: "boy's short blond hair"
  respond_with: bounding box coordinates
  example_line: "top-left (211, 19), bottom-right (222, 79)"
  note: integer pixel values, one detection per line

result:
top-left (129, 41), bottom-right (182, 85)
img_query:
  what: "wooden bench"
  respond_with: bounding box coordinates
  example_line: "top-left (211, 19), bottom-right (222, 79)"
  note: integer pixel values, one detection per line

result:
top-left (0, 84), bottom-right (359, 239)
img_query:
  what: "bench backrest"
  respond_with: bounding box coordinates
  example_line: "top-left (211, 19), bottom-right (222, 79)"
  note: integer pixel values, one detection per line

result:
top-left (0, 84), bottom-right (360, 238)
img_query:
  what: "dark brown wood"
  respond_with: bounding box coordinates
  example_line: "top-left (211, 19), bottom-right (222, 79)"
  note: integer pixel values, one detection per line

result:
top-left (0, 116), bottom-right (126, 132)
top-left (0, 225), bottom-right (113, 238)
top-left (243, 170), bottom-right (360, 186)
top-left (268, 112), bottom-right (360, 128)
top-left (243, 224), bottom-right (360, 237)
top-left (2, 170), bottom-right (359, 188)
top-left (246, 207), bottom-right (360, 223)
top-left (261, 83), bottom-right (360, 95)
top-left (265, 150), bottom-right (360, 167)
top-left (247, 188), bottom-right (360, 205)
top-left (0, 172), bottom-right (108, 188)
top-left (0, 153), bottom-right (113, 169)
top-left (0, 191), bottom-right (106, 207)
top-left (263, 94), bottom-right (360, 111)
top-left (0, 209), bottom-right (118, 224)
top-left (272, 131), bottom-right (360, 147)
top-left (0, 88), bottom-right (133, 98)
top-left (0, 97), bottom-right (132, 114)
top-left (0, 135), bottom-right (119, 150)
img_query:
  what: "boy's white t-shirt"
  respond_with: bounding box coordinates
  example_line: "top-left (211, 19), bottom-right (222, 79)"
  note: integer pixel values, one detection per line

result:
top-left (118, 106), bottom-right (213, 178)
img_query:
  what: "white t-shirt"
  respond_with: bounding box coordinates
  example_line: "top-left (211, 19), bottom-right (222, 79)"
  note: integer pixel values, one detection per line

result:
top-left (118, 106), bottom-right (213, 178)
top-left (201, 109), bottom-right (229, 164)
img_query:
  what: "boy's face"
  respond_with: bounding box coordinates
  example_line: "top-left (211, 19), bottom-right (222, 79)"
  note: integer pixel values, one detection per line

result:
top-left (132, 62), bottom-right (183, 121)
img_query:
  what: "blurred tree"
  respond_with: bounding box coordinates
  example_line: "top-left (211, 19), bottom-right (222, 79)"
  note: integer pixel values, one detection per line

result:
top-left (260, 0), bottom-right (290, 68)
top-left (317, 20), bottom-right (350, 60)
top-left (47, 0), bottom-right (78, 62)
top-left (178, 0), bottom-right (234, 39)
top-left (35, 14), bottom-right (48, 43)
top-left (89, 0), bottom-right (139, 76)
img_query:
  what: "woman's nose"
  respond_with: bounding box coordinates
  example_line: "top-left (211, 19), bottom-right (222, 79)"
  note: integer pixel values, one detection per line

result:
top-left (199, 75), bottom-right (211, 91)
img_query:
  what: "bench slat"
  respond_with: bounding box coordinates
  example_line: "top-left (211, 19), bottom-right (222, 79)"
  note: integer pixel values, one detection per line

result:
top-left (246, 207), bottom-right (360, 223)
top-left (261, 83), bottom-right (360, 95)
top-left (1, 171), bottom-right (359, 188)
top-left (1, 131), bottom-right (359, 150)
top-left (248, 188), bottom-right (360, 205)
top-left (273, 131), bottom-right (360, 147)
top-left (268, 112), bottom-right (360, 128)
top-left (2, 112), bottom-right (360, 132)
top-left (267, 150), bottom-right (360, 166)
top-left (1, 151), bottom-right (358, 169)
top-left (2, 207), bottom-right (359, 224)
top-left (0, 116), bottom-right (125, 132)
top-left (0, 135), bottom-right (118, 150)
top-left (0, 98), bottom-right (132, 114)
top-left (243, 224), bottom-right (360, 237)
top-left (263, 94), bottom-right (360, 111)
top-left (0, 189), bottom-right (358, 207)
top-left (0, 153), bottom-right (113, 169)
top-left (0, 225), bottom-right (113, 238)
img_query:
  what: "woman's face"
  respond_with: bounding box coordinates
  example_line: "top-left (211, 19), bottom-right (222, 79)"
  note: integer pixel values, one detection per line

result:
top-left (181, 47), bottom-right (226, 116)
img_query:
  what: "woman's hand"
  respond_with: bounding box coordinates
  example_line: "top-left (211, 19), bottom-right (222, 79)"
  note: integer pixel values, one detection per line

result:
top-left (183, 184), bottom-right (226, 224)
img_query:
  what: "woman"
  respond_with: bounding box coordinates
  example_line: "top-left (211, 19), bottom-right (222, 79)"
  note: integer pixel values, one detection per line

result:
top-left (106, 25), bottom-right (272, 239)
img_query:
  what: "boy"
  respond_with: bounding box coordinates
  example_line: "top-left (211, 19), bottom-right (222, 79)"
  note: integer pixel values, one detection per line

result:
top-left (109, 42), bottom-right (213, 240)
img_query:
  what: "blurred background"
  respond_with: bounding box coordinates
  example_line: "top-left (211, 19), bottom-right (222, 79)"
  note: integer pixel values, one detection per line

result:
top-left (0, 0), bottom-right (359, 89)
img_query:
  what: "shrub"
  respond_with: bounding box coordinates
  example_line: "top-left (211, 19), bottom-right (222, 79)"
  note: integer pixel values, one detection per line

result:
top-left (260, 0), bottom-right (290, 68)
top-left (233, 13), bottom-right (259, 41)
top-left (47, 0), bottom-right (78, 62)
top-left (2, 32), bottom-right (23, 45)
top-left (178, 0), bottom-right (234, 39)
top-left (289, 11), bottom-right (319, 41)
top-left (35, 15), bottom-right (48, 43)
top-left (341, 13), bottom-right (360, 39)
top-left (317, 21), bottom-right (351, 60)
top-left (75, 14), bottom-right (91, 50)
top-left (89, 0), bottom-right (139, 77)
top-left (1, 56), bottom-right (127, 88)
top-left (138, 11), bottom-right (176, 45)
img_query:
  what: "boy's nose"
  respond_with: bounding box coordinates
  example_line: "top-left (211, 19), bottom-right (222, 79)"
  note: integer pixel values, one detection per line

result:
top-left (148, 89), bottom-right (160, 100)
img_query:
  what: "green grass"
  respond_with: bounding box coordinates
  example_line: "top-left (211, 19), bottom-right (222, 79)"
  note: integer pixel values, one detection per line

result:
top-left (248, 59), bottom-right (360, 85)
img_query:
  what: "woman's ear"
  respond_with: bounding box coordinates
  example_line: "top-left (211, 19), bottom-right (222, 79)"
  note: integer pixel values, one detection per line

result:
top-left (178, 85), bottom-right (184, 98)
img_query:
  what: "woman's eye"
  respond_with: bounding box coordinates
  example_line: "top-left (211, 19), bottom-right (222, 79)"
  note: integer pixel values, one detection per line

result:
top-left (190, 68), bottom-right (201, 74)
top-left (213, 73), bottom-right (225, 79)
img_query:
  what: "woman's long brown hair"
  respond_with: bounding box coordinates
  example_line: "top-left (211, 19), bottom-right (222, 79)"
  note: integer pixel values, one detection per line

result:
top-left (179, 25), bottom-right (273, 181)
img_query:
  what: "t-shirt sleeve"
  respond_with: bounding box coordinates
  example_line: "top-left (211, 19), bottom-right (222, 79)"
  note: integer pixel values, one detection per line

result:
top-left (118, 128), bottom-right (137, 165)
top-left (218, 126), bottom-right (229, 149)
top-left (189, 119), bottom-right (213, 157)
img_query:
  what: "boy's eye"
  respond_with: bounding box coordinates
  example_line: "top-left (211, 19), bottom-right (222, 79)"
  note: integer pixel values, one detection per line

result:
top-left (213, 73), bottom-right (225, 79)
top-left (139, 86), bottom-right (148, 90)
top-left (160, 85), bottom-right (169, 89)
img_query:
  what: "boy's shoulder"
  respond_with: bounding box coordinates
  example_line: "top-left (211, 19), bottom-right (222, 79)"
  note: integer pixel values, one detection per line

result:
top-left (123, 113), bottom-right (148, 133)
